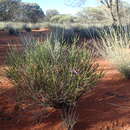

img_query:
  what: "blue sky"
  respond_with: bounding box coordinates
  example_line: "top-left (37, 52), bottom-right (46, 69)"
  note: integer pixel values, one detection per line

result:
top-left (22, 0), bottom-right (100, 15)
top-left (22, 0), bottom-right (130, 15)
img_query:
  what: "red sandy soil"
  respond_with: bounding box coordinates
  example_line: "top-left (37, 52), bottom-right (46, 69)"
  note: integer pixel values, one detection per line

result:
top-left (0, 31), bottom-right (130, 130)
top-left (32, 28), bottom-right (50, 32)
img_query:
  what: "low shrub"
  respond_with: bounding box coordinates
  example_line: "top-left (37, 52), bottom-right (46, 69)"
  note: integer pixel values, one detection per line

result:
top-left (50, 14), bottom-right (74, 24)
top-left (6, 35), bottom-right (103, 129)
top-left (7, 36), bottom-right (103, 107)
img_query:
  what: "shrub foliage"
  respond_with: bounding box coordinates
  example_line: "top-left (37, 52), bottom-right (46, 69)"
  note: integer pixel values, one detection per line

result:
top-left (6, 36), bottom-right (103, 109)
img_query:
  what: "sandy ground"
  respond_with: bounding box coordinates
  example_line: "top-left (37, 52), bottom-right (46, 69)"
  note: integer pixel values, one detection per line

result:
top-left (0, 31), bottom-right (130, 130)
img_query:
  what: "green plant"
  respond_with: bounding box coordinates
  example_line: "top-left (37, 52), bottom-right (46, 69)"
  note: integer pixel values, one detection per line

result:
top-left (6, 47), bottom-right (25, 80)
top-left (6, 35), bottom-right (103, 129)
top-left (50, 14), bottom-right (74, 24)
top-left (95, 27), bottom-right (130, 79)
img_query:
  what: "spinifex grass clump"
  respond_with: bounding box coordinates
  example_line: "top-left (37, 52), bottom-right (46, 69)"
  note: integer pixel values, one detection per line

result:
top-left (95, 26), bottom-right (130, 79)
top-left (6, 36), bottom-right (103, 129)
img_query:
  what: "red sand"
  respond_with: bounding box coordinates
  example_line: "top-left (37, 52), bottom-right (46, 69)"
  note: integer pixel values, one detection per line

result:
top-left (32, 28), bottom-right (50, 32)
top-left (0, 31), bottom-right (130, 130)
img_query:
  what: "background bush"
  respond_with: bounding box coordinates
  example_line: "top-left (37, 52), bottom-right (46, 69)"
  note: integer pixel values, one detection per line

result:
top-left (50, 14), bottom-right (75, 24)
top-left (95, 26), bottom-right (130, 79)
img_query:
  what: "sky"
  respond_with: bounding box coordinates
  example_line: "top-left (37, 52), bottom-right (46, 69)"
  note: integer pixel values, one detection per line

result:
top-left (22, 0), bottom-right (100, 15)
top-left (22, 0), bottom-right (130, 15)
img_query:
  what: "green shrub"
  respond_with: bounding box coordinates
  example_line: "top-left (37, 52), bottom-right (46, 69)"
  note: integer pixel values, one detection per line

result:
top-left (50, 15), bottom-right (62, 23)
top-left (6, 35), bottom-right (103, 108)
top-left (58, 15), bottom-right (74, 24)
top-left (6, 35), bottom-right (103, 129)
top-left (50, 14), bottom-right (74, 24)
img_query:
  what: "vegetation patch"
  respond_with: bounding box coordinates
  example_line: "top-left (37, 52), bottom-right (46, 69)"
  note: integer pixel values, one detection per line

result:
top-left (6, 35), bottom-right (103, 129)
